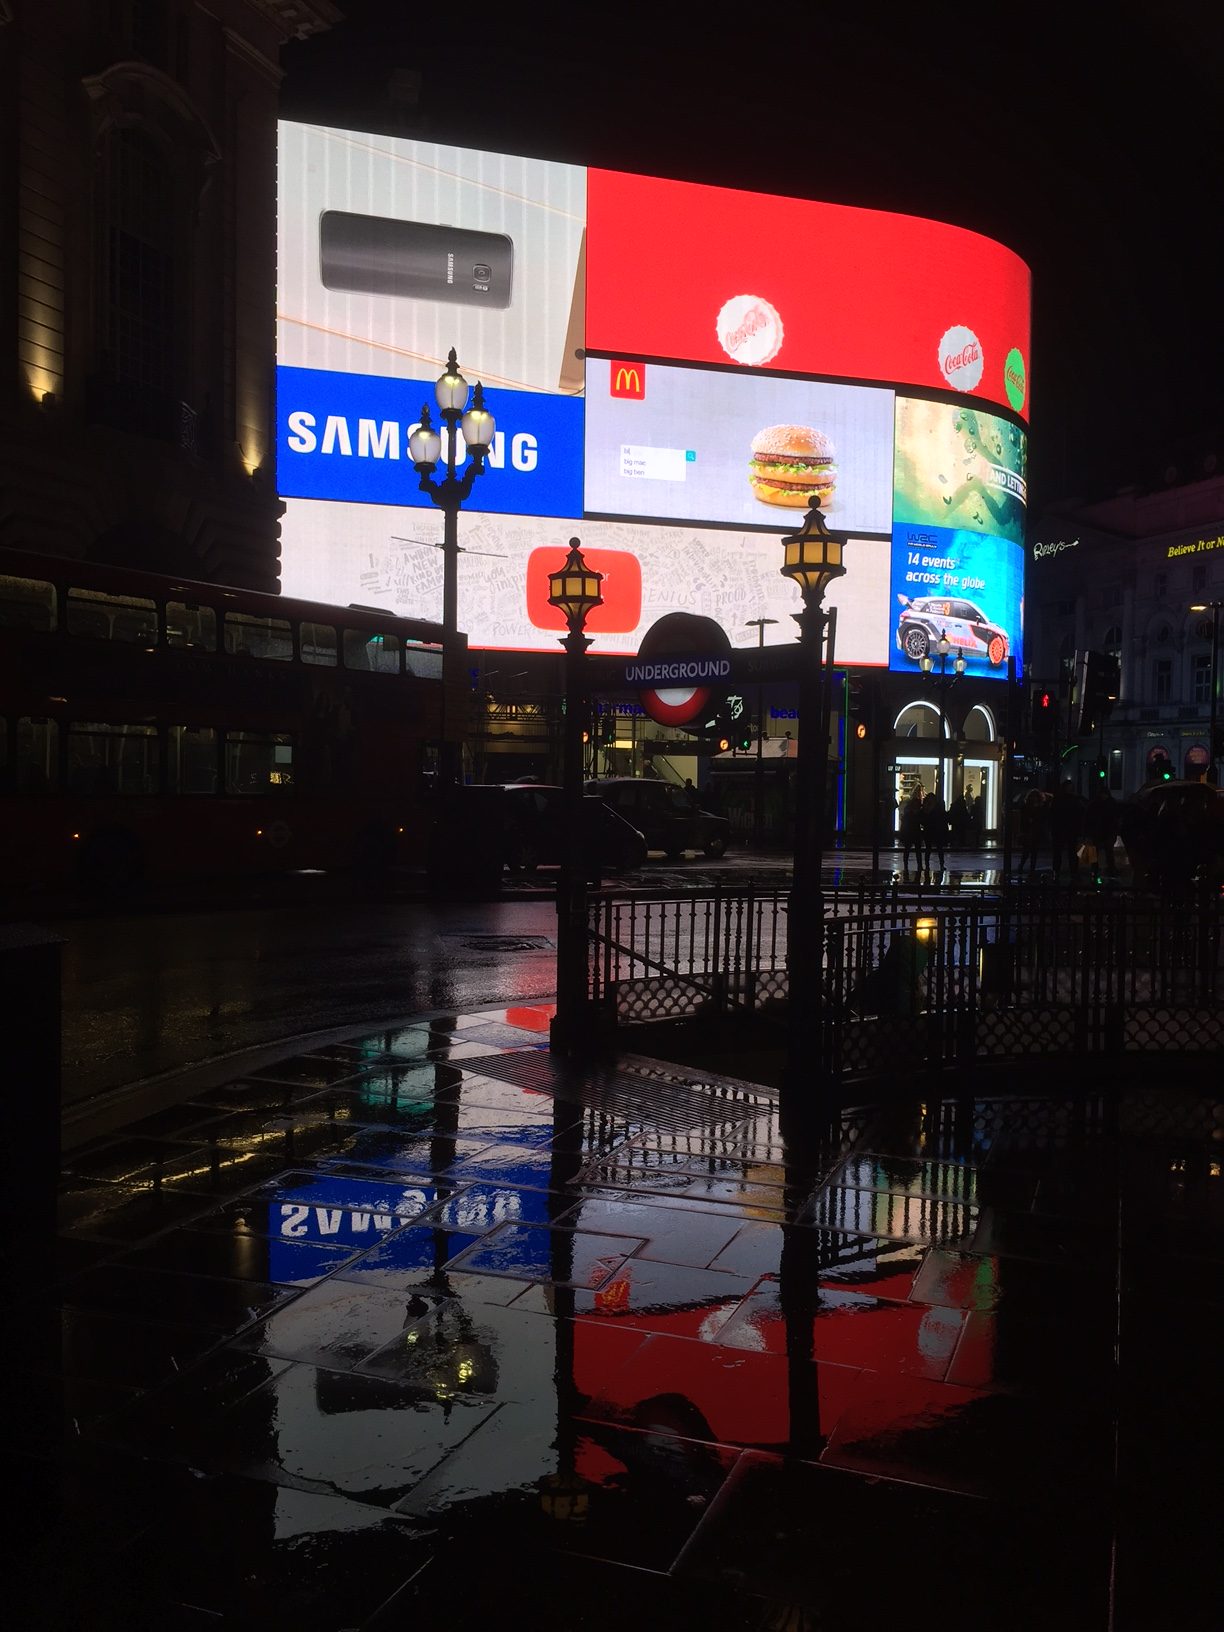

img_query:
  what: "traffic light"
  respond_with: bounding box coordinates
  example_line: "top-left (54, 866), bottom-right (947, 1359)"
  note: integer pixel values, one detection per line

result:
top-left (1148, 748), bottom-right (1173, 783)
top-left (846, 673), bottom-right (877, 739)
top-left (1094, 755), bottom-right (1108, 784)
top-left (1076, 650), bottom-right (1120, 737)
top-left (1031, 687), bottom-right (1056, 740)
top-left (713, 707), bottom-right (740, 753)
top-left (684, 708), bottom-right (736, 753)
top-left (734, 721), bottom-right (752, 753)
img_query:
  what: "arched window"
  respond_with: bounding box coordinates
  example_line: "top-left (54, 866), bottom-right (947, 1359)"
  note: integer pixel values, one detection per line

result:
top-left (1102, 626), bottom-right (1122, 658)
top-left (98, 129), bottom-right (176, 395)
top-left (964, 704), bottom-right (996, 742)
top-left (893, 701), bottom-right (946, 739)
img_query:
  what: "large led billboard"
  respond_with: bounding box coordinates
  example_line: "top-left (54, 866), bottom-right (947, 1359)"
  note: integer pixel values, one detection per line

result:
top-left (277, 122), bottom-right (1030, 672)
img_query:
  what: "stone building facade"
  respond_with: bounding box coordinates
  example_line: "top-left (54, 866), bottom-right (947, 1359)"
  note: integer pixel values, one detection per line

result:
top-left (0, 0), bottom-right (337, 590)
top-left (1029, 473), bottom-right (1224, 792)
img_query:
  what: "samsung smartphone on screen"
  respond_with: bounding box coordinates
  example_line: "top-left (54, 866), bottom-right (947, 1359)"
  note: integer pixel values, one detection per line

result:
top-left (319, 211), bottom-right (514, 308)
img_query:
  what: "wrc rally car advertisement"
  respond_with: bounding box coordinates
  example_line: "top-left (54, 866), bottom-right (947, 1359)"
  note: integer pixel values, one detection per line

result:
top-left (888, 397), bottom-right (1025, 677)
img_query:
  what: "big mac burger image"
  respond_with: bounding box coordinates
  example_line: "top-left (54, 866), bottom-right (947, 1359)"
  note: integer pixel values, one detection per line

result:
top-left (748, 424), bottom-right (837, 509)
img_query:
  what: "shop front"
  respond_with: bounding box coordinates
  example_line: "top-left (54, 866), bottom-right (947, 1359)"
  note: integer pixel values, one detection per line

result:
top-left (888, 698), bottom-right (1002, 837)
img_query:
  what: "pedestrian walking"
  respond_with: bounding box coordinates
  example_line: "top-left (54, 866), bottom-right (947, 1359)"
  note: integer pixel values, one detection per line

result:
top-left (968, 790), bottom-right (983, 849)
top-left (921, 790), bottom-right (949, 874)
top-left (1084, 785), bottom-right (1120, 877)
top-left (1017, 789), bottom-right (1047, 873)
top-left (900, 785), bottom-right (924, 872)
top-left (948, 793), bottom-right (969, 849)
top-left (1051, 780), bottom-right (1084, 881)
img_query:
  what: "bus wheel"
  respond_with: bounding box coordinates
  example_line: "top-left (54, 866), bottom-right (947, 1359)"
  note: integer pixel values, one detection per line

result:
top-left (77, 827), bottom-right (144, 895)
top-left (353, 823), bottom-right (396, 876)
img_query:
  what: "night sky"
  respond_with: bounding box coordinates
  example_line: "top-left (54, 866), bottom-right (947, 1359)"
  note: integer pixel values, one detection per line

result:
top-left (281, 4), bottom-right (1224, 516)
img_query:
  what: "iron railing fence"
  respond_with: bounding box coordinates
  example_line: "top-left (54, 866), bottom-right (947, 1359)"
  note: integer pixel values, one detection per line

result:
top-left (585, 880), bottom-right (1224, 1073)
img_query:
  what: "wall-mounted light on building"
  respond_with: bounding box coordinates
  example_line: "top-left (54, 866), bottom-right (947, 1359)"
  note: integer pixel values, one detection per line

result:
top-left (41, 391), bottom-right (57, 409)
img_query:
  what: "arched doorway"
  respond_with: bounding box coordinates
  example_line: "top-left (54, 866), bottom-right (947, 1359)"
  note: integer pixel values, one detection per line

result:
top-left (962, 704), bottom-right (999, 833)
top-left (890, 699), bottom-right (949, 830)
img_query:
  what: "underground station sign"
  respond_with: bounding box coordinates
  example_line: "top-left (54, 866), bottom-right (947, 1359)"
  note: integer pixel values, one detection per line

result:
top-left (618, 612), bottom-right (799, 725)
top-left (625, 613), bottom-right (730, 726)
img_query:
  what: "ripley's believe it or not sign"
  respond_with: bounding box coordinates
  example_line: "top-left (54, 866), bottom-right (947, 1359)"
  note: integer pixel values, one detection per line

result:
top-left (276, 123), bottom-right (1030, 678)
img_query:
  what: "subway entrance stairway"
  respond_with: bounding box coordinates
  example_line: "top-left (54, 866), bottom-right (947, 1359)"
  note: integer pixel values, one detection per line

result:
top-left (11, 1006), bottom-right (1221, 1630)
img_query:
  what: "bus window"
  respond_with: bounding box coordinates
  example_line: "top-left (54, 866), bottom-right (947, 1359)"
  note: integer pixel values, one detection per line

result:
top-left (16, 718), bottom-right (58, 792)
top-left (67, 722), bottom-right (160, 795)
top-left (166, 601), bottom-right (218, 651)
top-left (404, 643), bottom-right (443, 679)
top-left (168, 726), bottom-right (218, 794)
top-left (225, 732), bottom-right (294, 793)
top-left (301, 622), bottom-right (338, 666)
top-left (0, 573), bottom-right (57, 631)
top-left (344, 629), bottom-right (402, 674)
top-left (66, 587), bottom-right (158, 645)
top-left (223, 612), bottom-right (292, 661)
top-left (14, 721), bottom-right (57, 789)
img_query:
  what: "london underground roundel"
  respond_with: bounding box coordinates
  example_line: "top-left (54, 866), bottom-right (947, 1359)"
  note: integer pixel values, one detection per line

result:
top-left (634, 613), bottom-right (731, 728)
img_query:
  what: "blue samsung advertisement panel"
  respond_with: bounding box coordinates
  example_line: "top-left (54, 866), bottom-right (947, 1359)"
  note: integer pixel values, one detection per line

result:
top-left (265, 1171), bottom-right (556, 1284)
top-left (277, 364), bottom-right (584, 517)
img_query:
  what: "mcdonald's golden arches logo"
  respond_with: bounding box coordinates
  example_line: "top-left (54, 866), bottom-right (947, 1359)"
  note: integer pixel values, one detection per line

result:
top-left (609, 359), bottom-right (645, 399)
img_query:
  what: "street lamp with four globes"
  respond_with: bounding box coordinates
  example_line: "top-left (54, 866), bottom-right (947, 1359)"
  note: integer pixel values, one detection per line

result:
top-left (919, 635), bottom-right (966, 800)
top-left (409, 349), bottom-right (496, 787)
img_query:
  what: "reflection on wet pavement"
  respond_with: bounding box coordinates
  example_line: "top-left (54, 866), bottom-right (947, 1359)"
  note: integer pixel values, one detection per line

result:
top-left (19, 1005), bottom-right (1221, 1627)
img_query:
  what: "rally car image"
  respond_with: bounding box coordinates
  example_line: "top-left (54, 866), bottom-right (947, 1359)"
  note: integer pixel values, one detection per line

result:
top-left (895, 595), bottom-right (1010, 667)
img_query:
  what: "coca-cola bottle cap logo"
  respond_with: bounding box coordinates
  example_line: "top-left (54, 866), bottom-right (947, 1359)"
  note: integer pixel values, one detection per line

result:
top-left (938, 325), bottom-right (984, 392)
top-left (716, 295), bottom-right (784, 367)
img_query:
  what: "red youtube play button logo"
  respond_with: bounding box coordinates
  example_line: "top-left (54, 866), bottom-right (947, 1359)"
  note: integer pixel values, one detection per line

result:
top-left (525, 546), bottom-right (642, 634)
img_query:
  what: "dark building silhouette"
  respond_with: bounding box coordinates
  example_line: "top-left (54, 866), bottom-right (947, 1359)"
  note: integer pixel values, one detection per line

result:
top-left (0, 0), bottom-right (339, 589)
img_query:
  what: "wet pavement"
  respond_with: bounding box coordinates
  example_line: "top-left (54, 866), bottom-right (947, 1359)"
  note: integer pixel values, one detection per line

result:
top-left (54, 851), bottom-right (1090, 1108)
top-left (14, 1009), bottom-right (1221, 1629)
top-left (58, 900), bottom-right (559, 1104)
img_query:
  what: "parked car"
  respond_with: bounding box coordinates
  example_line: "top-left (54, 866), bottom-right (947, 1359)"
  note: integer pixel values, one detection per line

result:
top-left (895, 595), bottom-right (1009, 667)
top-left (1117, 779), bottom-right (1224, 891)
top-left (584, 777), bottom-right (730, 859)
top-left (425, 783), bottom-right (647, 892)
top-left (497, 783), bottom-right (648, 874)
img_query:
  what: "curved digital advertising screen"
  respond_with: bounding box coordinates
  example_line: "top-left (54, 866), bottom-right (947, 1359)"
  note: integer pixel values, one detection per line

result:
top-left (277, 122), bottom-right (1029, 674)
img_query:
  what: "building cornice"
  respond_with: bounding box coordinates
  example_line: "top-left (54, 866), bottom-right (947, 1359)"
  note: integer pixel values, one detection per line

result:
top-left (244, 0), bottom-right (343, 42)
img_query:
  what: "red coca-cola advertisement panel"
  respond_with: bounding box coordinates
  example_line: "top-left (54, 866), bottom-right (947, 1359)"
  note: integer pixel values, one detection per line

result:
top-left (586, 168), bottom-right (1031, 421)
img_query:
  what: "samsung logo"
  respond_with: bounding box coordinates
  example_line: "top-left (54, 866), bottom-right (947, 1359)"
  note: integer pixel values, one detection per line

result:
top-left (446, 251), bottom-right (454, 285)
top-left (285, 413), bottom-right (538, 471)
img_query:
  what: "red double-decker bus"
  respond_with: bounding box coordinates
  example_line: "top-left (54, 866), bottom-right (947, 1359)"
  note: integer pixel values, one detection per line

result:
top-left (0, 550), bottom-right (448, 894)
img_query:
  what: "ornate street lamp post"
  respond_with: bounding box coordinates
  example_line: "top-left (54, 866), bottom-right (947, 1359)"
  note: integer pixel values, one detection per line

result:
top-left (920, 635), bottom-right (965, 800)
top-left (745, 616), bottom-right (778, 847)
top-left (547, 540), bottom-right (604, 1056)
top-left (409, 349), bottom-right (495, 786)
top-left (780, 505), bottom-right (846, 1132)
